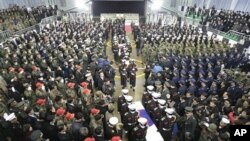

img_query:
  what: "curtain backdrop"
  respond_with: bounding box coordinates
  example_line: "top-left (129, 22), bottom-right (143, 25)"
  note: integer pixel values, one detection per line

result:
top-left (0, 0), bottom-right (54, 9)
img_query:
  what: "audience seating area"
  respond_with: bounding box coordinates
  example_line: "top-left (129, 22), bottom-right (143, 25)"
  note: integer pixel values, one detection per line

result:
top-left (185, 5), bottom-right (250, 37)
top-left (0, 5), bottom-right (57, 32)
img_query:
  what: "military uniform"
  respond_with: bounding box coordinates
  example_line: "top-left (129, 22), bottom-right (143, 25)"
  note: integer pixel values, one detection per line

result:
top-left (179, 107), bottom-right (197, 141)
top-left (130, 117), bottom-right (148, 141)
top-left (105, 117), bottom-right (121, 140)
top-left (151, 104), bottom-right (163, 126)
top-left (146, 92), bottom-right (160, 116)
top-left (123, 104), bottom-right (139, 134)
top-left (117, 89), bottom-right (129, 113)
top-left (142, 85), bottom-right (154, 108)
top-left (129, 65), bottom-right (137, 90)
top-left (159, 108), bottom-right (178, 141)
top-left (120, 99), bottom-right (131, 122)
top-left (120, 68), bottom-right (127, 88)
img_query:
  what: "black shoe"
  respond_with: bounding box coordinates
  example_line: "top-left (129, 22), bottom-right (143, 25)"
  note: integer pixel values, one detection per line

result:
top-left (133, 88), bottom-right (135, 92)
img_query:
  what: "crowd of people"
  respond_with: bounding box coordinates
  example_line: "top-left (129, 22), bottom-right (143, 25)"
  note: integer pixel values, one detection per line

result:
top-left (132, 22), bottom-right (250, 141)
top-left (185, 4), bottom-right (250, 35)
top-left (111, 19), bottom-right (138, 91)
top-left (0, 18), bottom-right (135, 141)
top-left (0, 5), bottom-right (57, 32)
top-left (111, 19), bottom-right (147, 141)
top-left (0, 3), bottom-right (250, 141)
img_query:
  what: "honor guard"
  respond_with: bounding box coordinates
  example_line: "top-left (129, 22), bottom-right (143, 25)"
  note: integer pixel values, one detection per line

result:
top-left (159, 108), bottom-right (178, 141)
top-left (117, 89), bottom-right (129, 113)
top-left (130, 117), bottom-right (148, 141)
top-left (120, 95), bottom-right (133, 122)
top-left (123, 103), bottom-right (139, 135)
top-left (105, 117), bottom-right (120, 140)
top-left (142, 85), bottom-right (154, 108)
top-left (151, 99), bottom-right (166, 126)
top-left (146, 92), bottom-right (161, 116)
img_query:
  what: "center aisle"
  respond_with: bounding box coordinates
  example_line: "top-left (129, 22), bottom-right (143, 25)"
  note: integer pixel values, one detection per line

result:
top-left (106, 27), bottom-right (164, 141)
top-left (105, 30), bottom-right (146, 141)
top-left (106, 31), bottom-right (145, 102)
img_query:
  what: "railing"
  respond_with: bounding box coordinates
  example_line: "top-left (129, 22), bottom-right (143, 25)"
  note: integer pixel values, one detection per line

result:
top-left (161, 6), bottom-right (250, 42)
top-left (228, 30), bottom-right (250, 40)
top-left (40, 15), bottom-right (58, 25)
top-left (0, 15), bottom-right (58, 42)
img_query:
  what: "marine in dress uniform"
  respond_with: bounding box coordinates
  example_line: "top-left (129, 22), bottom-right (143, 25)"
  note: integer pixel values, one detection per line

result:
top-left (120, 95), bottom-right (133, 122)
top-left (130, 117), bottom-right (148, 141)
top-left (159, 108), bottom-right (178, 141)
top-left (120, 68), bottom-right (127, 89)
top-left (146, 92), bottom-right (161, 116)
top-left (117, 89), bottom-right (129, 113)
top-left (105, 117), bottom-right (120, 140)
top-left (151, 99), bottom-right (166, 126)
top-left (123, 103), bottom-right (139, 135)
top-left (142, 85), bottom-right (154, 108)
top-left (128, 60), bottom-right (138, 91)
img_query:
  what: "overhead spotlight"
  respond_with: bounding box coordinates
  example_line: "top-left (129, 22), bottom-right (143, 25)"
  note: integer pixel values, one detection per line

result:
top-left (75, 0), bottom-right (88, 9)
top-left (151, 0), bottom-right (163, 11)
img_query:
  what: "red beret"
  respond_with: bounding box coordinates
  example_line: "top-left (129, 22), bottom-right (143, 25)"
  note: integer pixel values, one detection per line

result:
top-left (36, 99), bottom-right (46, 105)
top-left (84, 137), bottom-right (95, 141)
top-left (80, 82), bottom-right (89, 88)
top-left (56, 108), bottom-right (65, 116)
top-left (90, 108), bottom-right (100, 116)
top-left (111, 136), bottom-right (122, 141)
top-left (8, 67), bottom-right (15, 72)
top-left (35, 82), bottom-right (43, 88)
top-left (31, 66), bottom-right (37, 71)
top-left (65, 112), bottom-right (75, 120)
top-left (18, 68), bottom-right (24, 72)
top-left (67, 82), bottom-right (75, 88)
top-left (83, 89), bottom-right (91, 95)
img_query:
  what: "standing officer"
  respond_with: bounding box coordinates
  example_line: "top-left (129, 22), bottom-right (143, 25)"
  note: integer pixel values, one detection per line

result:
top-left (105, 117), bottom-right (121, 140)
top-left (117, 89), bottom-right (129, 113)
top-left (142, 85), bottom-right (154, 108)
top-left (146, 92), bottom-right (161, 117)
top-left (159, 108), bottom-right (178, 141)
top-left (120, 95), bottom-right (133, 122)
top-left (179, 107), bottom-right (197, 141)
top-left (130, 117), bottom-right (148, 141)
top-left (151, 99), bottom-right (166, 126)
top-left (128, 60), bottom-right (138, 92)
top-left (123, 103), bottom-right (139, 135)
top-left (120, 68), bottom-right (127, 89)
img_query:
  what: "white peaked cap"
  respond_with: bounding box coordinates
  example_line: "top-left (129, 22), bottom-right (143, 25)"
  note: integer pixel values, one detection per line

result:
top-left (85, 73), bottom-right (91, 77)
top-left (152, 92), bottom-right (161, 98)
top-left (221, 117), bottom-right (230, 124)
top-left (165, 108), bottom-right (175, 114)
top-left (128, 103), bottom-right (136, 110)
top-left (68, 59), bottom-right (74, 62)
top-left (125, 95), bottom-right (133, 102)
top-left (204, 122), bottom-right (209, 127)
top-left (3, 113), bottom-right (16, 121)
top-left (138, 117), bottom-right (147, 125)
top-left (109, 117), bottom-right (119, 125)
top-left (122, 89), bottom-right (129, 94)
top-left (147, 85), bottom-right (154, 90)
top-left (158, 99), bottom-right (166, 105)
top-left (166, 94), bottom-right (171, 99)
